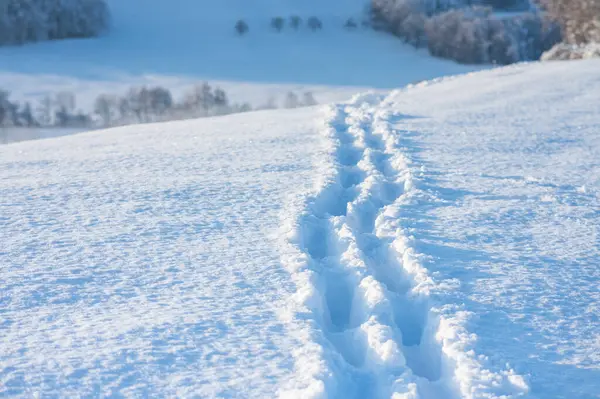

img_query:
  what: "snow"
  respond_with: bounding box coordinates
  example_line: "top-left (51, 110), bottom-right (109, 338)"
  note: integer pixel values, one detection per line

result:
top-left (0, 108), bottom-right (329, 397)
top-left (2, 59), bottom-right (599, 398)
top-left (379, 59), bottom-right (600, 398)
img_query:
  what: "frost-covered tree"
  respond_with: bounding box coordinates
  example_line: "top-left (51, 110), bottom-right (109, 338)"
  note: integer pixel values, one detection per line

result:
top-left (148, 87), bottom-right (173, 117)
top-left (370, 0), bottom-right (559, 63)
top-left (232, 103), bottom-right (252, 113)
top-left (94, 94), bottom-right (117, 126)
top-left (182, 83), bottom-right (216, 116)
top-left (20, 102), bottom-right (37, 126)
top-left (0, 0), bottom-right (110, 46)
top-left (36, 95), bottom-right (54, 126)
top-left (426, 7), bottom-right (559, 64)
top-left (284, 92), bottom-right (300, 108)
top-left (425, 7), bottom-right (493, 64)
top-left (213, 88), bottom-right (228, 107)
top-left (55, 91), bottom-right (76, 113)
top-left (0, 90), bottom-right (13, 125)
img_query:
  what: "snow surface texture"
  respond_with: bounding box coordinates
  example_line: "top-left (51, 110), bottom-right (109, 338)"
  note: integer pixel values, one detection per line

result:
top-left (0, 108), bottom-right (328, 397)
top-left (0, 0), bottom-right (482, 117)
top-left (2, 60), bottom-right (599, 398)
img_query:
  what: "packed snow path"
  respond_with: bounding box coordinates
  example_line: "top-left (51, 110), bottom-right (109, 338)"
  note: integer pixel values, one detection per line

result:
top-left (279, 96), bottom-right (527, 399)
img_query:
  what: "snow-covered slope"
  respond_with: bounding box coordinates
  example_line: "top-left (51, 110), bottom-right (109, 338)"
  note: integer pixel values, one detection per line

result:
top-left (0, 0), bottom-right (483, 112)
top-left (0, 108), bottom-right (328, 397)
top-left (1, 59), bottom-right (599, 398)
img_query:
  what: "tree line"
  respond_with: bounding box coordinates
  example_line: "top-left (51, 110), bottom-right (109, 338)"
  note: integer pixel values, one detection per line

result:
top-left (0, 84), bottom-right (319, 129)
top-left (234, 15), bottom-right (370, 35)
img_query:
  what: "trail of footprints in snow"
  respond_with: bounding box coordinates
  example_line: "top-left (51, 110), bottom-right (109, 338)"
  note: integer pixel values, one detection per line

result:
top-left (303, 99), bottom-right (452, 398)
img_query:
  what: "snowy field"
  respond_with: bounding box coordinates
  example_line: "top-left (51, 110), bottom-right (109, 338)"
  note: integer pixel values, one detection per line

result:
top-left (1, 59), bottom-right (599, 398)
top-left (0, 0), bottom-right (483, 117)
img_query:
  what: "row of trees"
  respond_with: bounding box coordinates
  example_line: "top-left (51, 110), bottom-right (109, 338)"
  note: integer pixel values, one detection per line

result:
top-left (0, 90), bottom-right (89, 127)
top-left (0, 84), bottom-right (319, 129)
top-left (235, 16), bottom-right (369, 35)
top-left (370, 0), bottom-right (562, 64)
top-left (0, 0), bottom-right (110, 46)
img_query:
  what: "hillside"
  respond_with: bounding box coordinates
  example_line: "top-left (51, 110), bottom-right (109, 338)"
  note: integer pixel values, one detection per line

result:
top-left (0, 0), bottom-right (483, 117)
top-left (1, 59), bottom-right (599, 398)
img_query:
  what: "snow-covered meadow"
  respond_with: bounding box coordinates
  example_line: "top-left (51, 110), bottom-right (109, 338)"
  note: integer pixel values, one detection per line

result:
top-left (2, 59), bottom-right (599, 398)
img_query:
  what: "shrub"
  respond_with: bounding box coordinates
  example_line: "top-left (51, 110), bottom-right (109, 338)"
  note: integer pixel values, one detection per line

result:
top-left (271, 17), bottom-right (285, 32)
top-left (344, 18), bottom-right (358, 30)
top-left (235, 19), bottom-right (249, 35)
top-left (289, 15), bottom-right (302, 30)
top-left (307, 16), bottom-right (323, 31)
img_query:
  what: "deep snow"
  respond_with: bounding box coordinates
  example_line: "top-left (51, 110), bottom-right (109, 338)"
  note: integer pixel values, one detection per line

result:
top-left (2, 59), bottom-right (599, 398)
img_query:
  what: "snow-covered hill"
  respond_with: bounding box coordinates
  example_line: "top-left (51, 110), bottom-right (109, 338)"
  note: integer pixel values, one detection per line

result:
top-left (1, 59), bottom-right (599, 398)
top-left (0, 0), bottom-right (483, 114)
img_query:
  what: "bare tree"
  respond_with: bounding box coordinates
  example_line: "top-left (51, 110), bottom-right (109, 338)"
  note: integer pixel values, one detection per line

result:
top-left (256, 96), bottom-right (277, 110)
top-left (148, 87), bottom-right (173, 118)
top-left (94, 94), bottom-right (118, 126)
top-left (0, 90), bottom-right (10, 125)
top-left (182, 83), bottom-right (215, 116)
top-left (37, 95), bottom-right (54, 126)
top-left (20, 102), bottom-right (37, 127)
